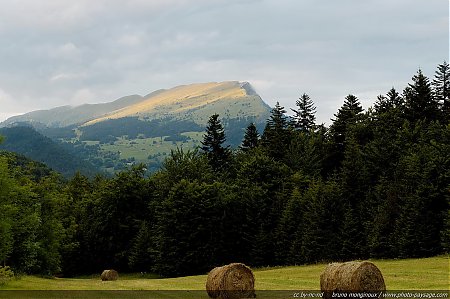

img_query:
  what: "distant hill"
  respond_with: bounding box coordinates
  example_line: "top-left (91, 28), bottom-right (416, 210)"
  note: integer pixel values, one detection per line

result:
top-left (0, 81), bottom-right (272, 173)
top-left (82, 81), bottom-right (270, 126)
top-left (0, 126), bottom-right (100, 178)
top-left (0, 150), bottom-right (56, 182)
top-left (1, 94), bottom-right (146, 128)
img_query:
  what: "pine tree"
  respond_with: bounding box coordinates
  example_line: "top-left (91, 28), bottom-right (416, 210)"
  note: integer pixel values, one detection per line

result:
top-left (327, 95), bottom-right (364, 171)
top-left (374, 88), bottom-right (403, 114)
top-left (261, 102), bottom-right (291, 159)
top-left (403, 69), bottom-right (439, 123)
top-left (338, 134), bottom-right (369, 258)
top-left (291, 93), bottom-right (316, 131)
top-left (432, 61), bottom-right (450, 120)
top-left (240, 123), bottom-right (259, 151)
top-left (201, 114), bottom-right (231, 172)
top-left (330, 94), bottom-right (364, 146)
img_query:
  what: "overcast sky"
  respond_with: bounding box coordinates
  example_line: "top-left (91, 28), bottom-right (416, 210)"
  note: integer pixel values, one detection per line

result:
top-left (0, 0), bottom-right (448, 124)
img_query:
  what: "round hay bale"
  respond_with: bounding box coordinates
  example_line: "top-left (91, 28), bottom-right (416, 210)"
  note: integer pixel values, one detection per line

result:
top-left (100, 269), bottom-right (119, 281)
top-left (206, 263), bottom-right (255, 299)
top-left (320, 261), bottom-right (385, 299)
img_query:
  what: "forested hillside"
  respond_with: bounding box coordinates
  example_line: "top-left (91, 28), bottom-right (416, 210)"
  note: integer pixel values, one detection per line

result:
top-left (0, 126), bottom-right (99, 178)
top-left (0, 63), bottom-right (448, 278)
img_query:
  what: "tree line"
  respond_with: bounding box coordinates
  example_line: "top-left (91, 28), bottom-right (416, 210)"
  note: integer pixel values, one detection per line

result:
top-left (0, 62), bottom-right (448, 277)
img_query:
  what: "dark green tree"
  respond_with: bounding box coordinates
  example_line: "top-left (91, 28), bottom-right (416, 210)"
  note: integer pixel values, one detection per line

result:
top-left (432, 61), bottom-right (450, 120)
top-left (374, 88), bottom-right (403, 114)
top-left (201, 114), bottom-right (231, 172)
top-left (128, 221), bottom-right (154, 272)
top-left (338, 133), bottom-right (371, 259)
top-left (368, 177), bottom-right (402, 258)
top-left (403, 69), bottom-right (439, 123)
top-left (59, 172), bottom-right (93, 276)
top-left (386, 122), bottom-right (449, 257)
top-left (326, 95), bottom-right (364, 172)
top-left (235, 148), bottom-right (291, 266)
top-left (9, 185), bottom-right (40, 273)
top-left (285, 131), bottom-right (323, 177)
top-left (329, 94), bottom-right (364, 146)
top-left (366, 88), bottom-right (406, 180)
top-left (299, 178), bottom-right (344, 263)
top-left (291, 93), bottom-right (316, 131)
top-left (240, 123), bottom-right (259, 151)
top-left (261, 102), bottom-right (291, 160)
top-left (276, 187), bottom-right (306, 264)
top-left (34, 176), bottom-right (64, 275)
top-left (159, 148), bottom-right (212, 185)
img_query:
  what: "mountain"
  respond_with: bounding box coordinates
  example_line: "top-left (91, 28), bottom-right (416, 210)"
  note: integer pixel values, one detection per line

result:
top-left (1, 94), bottom-right (146, 128)
top-left (3, 81), bottom-right (269, 128)
top-left (1, 81), bottom-right (272, 174)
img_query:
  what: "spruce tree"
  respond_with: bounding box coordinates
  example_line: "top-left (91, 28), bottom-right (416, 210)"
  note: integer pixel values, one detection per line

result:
top-left (291, 93), bottom-right (316, 131)
top-left (240, 123), bottom-right (259, 151)
top-left (327, 95), bottom-right (364, 171)
top-left (201, 114), bottom-right (231, 172)
top-left (432, 61), bottom-right (450, 120)
top-left (403, 69), bottom-right (439, 123)
top-left (261, 102), bottom-right (290, 159)
top-left (374, 88), bottom-right (403, 114)
top-left (330, 94), bottom-right (364, 145)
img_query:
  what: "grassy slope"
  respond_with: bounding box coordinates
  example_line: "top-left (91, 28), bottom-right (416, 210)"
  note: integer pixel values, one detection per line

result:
top-left (82, 82), bottom-right (243, 125)
top-left (2, 256), bottom-right (448, 291)
top-left (100, 133), bottom-right (203, 162)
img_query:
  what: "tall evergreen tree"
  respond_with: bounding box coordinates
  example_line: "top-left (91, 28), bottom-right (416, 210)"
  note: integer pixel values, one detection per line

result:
top-left (403, 69), bottom-right (439, 123)
top-left (300, 179), bottom-right (344, 263)
top-left (432, 61), bottom-right (450, 120)
top-left (326, 95), bottom-right (364, 171)
top-left (374, 88), bottom-right (403, 114)
top-left (261, 102), bottom-right (291, 159)
top-left (291, 93), bottom-right (317, 131)
top-left (330, 94), bottom-right (364, 146)
top-left (338, 134), bottom-right (370, 258)
top-left (240, 123), bottom-right (259, 151)
top-left (201, 114), bottom-right (231, 172)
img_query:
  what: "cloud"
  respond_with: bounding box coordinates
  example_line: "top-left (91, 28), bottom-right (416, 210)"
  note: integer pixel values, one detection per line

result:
top-left (0, 88), bottom-right (14, 107)
top-left (69, 89), bottom-right (98, 106)
top-left (0, 87), bottom-right (32, 120)
top-left (0, 0), bottom-right (447, 125)
top-left (50, 72), bottom-right (86, 82)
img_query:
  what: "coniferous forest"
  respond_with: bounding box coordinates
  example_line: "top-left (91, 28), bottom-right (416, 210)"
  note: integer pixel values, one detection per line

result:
top-left (0, 64), bottom-right (449, 278)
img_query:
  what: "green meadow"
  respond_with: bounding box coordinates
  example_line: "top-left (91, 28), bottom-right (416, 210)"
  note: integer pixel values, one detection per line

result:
top-left (2, 256), bottom-right (448, 291)
top-left (100, 132), bottom-right (203, 162)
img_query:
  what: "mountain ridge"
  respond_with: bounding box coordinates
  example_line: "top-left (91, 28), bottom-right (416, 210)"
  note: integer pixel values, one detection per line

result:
top-left (1, 81), bottom-right (270, 128)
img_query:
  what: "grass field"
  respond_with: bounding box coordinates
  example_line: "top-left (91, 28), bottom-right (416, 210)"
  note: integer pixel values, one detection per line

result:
top-left (1, 256), bottom-right (448, 292)
top-left (99, 132), bottom-right (203, 162)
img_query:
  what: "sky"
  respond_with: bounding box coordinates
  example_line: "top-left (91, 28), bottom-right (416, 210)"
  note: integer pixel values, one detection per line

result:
top-left (0, 0), bottom-right (448, 125)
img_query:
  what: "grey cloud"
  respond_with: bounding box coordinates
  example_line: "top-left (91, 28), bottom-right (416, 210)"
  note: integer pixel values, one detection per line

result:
top-left (0, 0), bottom-right (447, 124)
